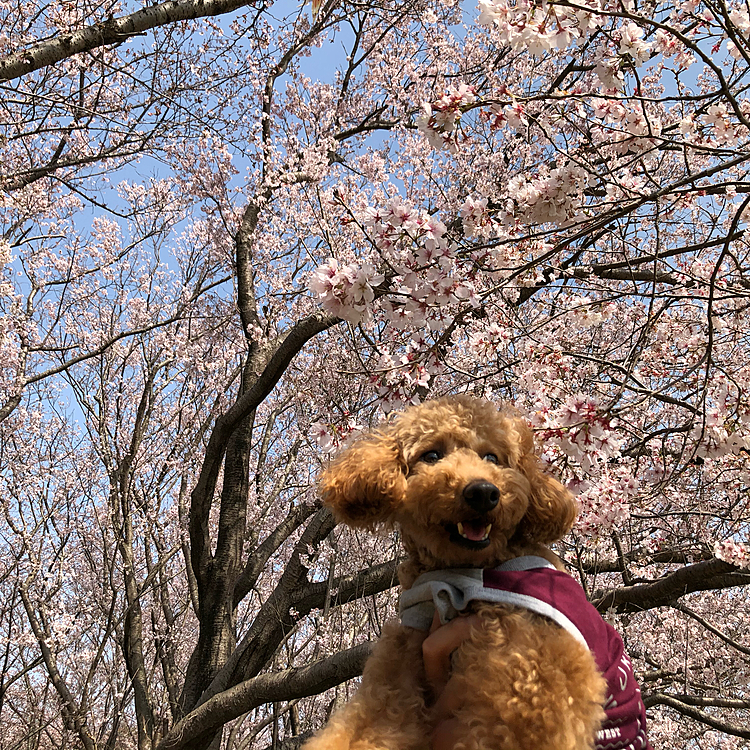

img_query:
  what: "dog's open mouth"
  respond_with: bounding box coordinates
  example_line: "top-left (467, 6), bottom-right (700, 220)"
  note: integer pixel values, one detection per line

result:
top-left (447, 520), bottom-right (492, 549)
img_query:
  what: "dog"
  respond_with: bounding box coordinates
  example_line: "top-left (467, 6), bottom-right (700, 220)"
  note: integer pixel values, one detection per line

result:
top-left (303, 396), bottom-right (650, 750)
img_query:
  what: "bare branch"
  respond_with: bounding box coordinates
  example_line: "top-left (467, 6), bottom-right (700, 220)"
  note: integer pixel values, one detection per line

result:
top-left (644, 693), bottom-right (750, 739)
top-left (0, 0), bottom-right (262, 81)
top-left (158, 642), bottom-right (372, 750)
top-left (593, 559), bottom-right (750, 614)
top-left (671, 602), bottom-right (750, 656)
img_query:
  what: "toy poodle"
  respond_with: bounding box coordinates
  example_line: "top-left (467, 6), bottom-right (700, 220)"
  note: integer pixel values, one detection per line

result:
top-left (303, 396), bottom-right (650, 750)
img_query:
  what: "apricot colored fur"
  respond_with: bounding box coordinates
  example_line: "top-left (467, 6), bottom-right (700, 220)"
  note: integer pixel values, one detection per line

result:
top-left (304, 396), bottom-right (606, 750)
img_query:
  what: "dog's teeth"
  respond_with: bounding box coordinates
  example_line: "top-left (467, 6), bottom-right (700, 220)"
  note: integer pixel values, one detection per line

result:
top-left (456, 522), bottom-right (492, 541)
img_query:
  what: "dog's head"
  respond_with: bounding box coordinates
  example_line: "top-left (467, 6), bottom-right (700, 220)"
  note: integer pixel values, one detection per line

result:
top-left (318, 396), bottom-right (576, 570)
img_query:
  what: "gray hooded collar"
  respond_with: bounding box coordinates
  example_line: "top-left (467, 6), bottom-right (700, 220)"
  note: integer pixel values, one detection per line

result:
top-left (398, 555), bottom-right (587, 647)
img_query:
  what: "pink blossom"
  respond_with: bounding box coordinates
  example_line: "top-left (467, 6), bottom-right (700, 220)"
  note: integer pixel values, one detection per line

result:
top-left (714, 539), bottom-right (750, 569)
top-left (618, 22), bottom-right (652, 66)
top-left (595, 57), bottom-right (625, 90)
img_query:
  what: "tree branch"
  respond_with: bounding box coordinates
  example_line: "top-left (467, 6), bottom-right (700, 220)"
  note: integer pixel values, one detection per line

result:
top-left (233, 502), bottom-right (320, 607)
top-left (671, 602), bottom-right (750, 656)
top-left (18, 587), bottom-right (97, 750)
top-left (0, 0), bottom-right (262, 81)
top-left (592, 558), bottom-right (750, 614)
top-left (188, 311), bottom-right (339, 599)
top-left (644, 693), bottom-right (750, 739)
top-left (158, 642), bottom-right (372, 750)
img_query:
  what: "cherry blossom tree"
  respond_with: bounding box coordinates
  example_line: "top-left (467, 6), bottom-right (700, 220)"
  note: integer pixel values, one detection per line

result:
top-left (1, 0), bottom-right (749, 748)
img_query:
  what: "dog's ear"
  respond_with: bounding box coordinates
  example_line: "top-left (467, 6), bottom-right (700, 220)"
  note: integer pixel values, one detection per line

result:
top-left (318, 432), bottom-right (407, 528)
top-left (512, 419), bottom-right (577, 544)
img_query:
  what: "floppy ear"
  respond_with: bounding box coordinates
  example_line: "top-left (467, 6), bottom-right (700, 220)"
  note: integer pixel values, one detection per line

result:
top-left (318, 432), bottom-right (407, 529)
top-left (512, 420), bottom-right (577, 544)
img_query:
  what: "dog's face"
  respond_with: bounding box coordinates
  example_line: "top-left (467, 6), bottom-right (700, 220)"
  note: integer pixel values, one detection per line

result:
top-left (319, 396), bottom-right (576, 570)
top-left (395, 415), bottom-right (533, 567)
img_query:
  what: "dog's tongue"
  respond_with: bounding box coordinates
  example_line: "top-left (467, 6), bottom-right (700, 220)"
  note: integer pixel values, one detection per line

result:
top-left (462, 520), bottom-right (487, 541)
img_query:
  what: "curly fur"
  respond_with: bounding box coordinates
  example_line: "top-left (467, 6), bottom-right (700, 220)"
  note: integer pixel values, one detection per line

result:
top-left (305, 396), bottom-right (606, 750)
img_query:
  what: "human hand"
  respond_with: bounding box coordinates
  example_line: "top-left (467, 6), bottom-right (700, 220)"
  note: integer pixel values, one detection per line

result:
top-left (421, 612), bottom-right (480, 750)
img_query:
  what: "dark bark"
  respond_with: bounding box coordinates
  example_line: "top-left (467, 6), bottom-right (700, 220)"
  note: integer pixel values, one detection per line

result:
top-left (187, 311), bottom-right (338, 589)
top-left (198, 509), bottom-right (338, 705)
top-left (158, 524), bottom-right (402, 750)
top-left (593, 558), bottom-right (750, 614)
top-left (159, 642), bottom-right (372, 750)
top-left (0, 0), bottom-right (262, 81)
top-left (116, 374), bottom-right (158, 749)
top-left (181, 176), bottom-right (339, 723)
top-left (179, 411), bottom-right (255, 715)
top-left (644, 693), bottom-right (750, 739)
top-left (232, 503), bottom-right (321, 608)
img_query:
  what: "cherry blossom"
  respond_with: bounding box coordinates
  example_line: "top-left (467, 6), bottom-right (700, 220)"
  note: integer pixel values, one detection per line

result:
top-left (308, 258), bottom-right (384, 324)
top-left (714, 539), bottom-right (750, 569)
top-left (1, 0), bottom-right (749, 747)
top-left (416, 83), bottom-right (478, 153)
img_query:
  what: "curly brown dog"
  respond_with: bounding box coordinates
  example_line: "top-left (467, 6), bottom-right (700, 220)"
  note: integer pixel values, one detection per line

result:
top-left (304, 396), bottom-right (650, 750)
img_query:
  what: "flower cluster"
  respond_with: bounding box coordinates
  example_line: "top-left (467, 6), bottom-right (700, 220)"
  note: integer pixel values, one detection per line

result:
top-left (506, 161), bottom-right (591, 225)
top-left (373, 340), bottom-right (440, 412)
top-left (362, 196), bottom-right (450, 261)
top-left (573, 467), bottom-right (639, 536)
top-left (565, 296), bottom-right (615, 329)
top-left (309, 414), bottom-right (365, 453)
top-left (477, 0), bottom-right (603, 55)
top-left (416, 83), bottom-right (477, 153)
top-left (594, 21), bottom-right (654, 90)
top-left (534, 394), bottom-right (622, 474)
top-left (592, 100), bottom-right (663, 154)
top-left (714, 539), bottom-right (750, 569)
top-left (308, 258), bottom-right (384, 324)
top-left (468, 322), bottom-right (512, 361)
top-left (459, 195), bottom-right (501, 238)
top-left (0, 239), bottom-right (11, 267)
top-left (0, 239), bottom-right (13, 301)
top-left (485, 100), bottom-right (528, 132)
top-left (691, 391), bottom-right (750, 459)
top-left (618, 22), bottom-right (652, 67)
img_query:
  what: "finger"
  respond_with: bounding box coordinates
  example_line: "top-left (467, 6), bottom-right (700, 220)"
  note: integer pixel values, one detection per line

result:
top-left (431, 718), bottom-right (464, 750)
top-left (422, 614), bottom-right (480, 692)
top-left (429, 610), bottom-right (442, 634)
top-left (432, 675), bottom-right (467, 720)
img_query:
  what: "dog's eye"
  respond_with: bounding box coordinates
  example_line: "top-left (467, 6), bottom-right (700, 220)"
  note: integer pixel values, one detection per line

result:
top-left (483, 453), bottom-right (499, 464)
top-left (420, 450), bottom-right (442, 464)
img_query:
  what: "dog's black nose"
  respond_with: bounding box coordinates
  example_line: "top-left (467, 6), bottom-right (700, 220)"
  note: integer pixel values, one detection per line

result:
top-left (462, 480), bottom-right (499, 513)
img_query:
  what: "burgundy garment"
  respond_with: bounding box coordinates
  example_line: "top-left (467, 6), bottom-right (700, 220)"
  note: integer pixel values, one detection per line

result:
top-left (483, 566), bottom-right (652, 750)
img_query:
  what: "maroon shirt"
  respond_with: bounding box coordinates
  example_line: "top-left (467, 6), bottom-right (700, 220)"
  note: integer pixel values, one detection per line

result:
top-left (483, 565), bottom-right (652, 750)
